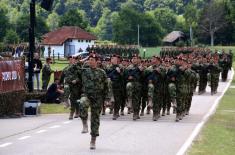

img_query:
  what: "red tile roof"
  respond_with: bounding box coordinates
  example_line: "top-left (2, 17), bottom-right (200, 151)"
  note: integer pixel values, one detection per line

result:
top-left (41, 26), bottom-right (97, 45)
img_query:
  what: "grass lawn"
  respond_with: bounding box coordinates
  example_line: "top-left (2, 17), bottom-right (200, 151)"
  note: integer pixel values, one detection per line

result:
top-left (188, 65), bottom-right (235, 155)
top-left (40, 103), bottom-right (70, 114)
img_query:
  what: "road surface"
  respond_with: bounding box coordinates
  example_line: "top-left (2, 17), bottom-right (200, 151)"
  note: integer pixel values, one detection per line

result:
top-left (0, 71), bottom-right (233, 155)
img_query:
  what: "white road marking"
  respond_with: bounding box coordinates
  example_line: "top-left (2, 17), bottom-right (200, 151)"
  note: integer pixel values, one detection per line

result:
top-left (49, 125), bottom-right (61, 129)
top-left (0, 142), bottom-right (13, 148)
top-left (36, 130), bottom-right (47, 134)
top-left (18, 136), bottom-right (31, 140)
top-left (63, 121), bottom-right (72, 124)
top-left (176, 69), bottom-right (234, 155)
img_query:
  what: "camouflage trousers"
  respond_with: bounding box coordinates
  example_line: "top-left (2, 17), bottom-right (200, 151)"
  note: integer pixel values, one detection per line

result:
top-left (105, 79), bottom-right (114, 108)
top-left (70, 93), bottom-right (80, 114)
top-left (211, 74), bottom-right (220, 93)
top-left (176, 94), bottom-right (187, 116)
top-left (152, 92), bottom-right (163, 115)
top-left (168, 83), bottom-right (176, 101)
top-left (185, 93), bottom-right (193, 113)
top-left (79, 92), bottom-right (103, 137)
top-left (162, 92), bottom-right (171, 113)
top-left (222, 69), bottom-right (229, 81)
top-left (126, 82), bottom-right (141, 114)
top-left (199, 74), bottom-right (208, 93)
top-left (112, 88), bottom-right (123, 115)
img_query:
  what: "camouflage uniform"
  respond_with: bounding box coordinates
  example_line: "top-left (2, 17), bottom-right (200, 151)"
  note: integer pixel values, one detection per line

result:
top-left (125, 64), bottom-right (142, 120)
top-left (79, 67), bottom-right (108, 137)
top-left (220, 57), bottom-right (230, 82)
top-left (106, 64), bottom-right (124, 119)
top-left (175, 66), bottom-right (189, 121)
top-left (42, 63), bottom-right (53, 90)
top-left (148, 65), bottom-right (166, 121)
top-left (198, 63), bottom-right (209, 94)
top-left (208, 62), bottom-right (221, 95)
top-left (67, 62), bottom-right (82, 119)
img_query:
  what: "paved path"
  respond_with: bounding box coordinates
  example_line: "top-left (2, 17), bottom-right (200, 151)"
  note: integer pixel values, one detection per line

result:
top-left (0, 71), bottom-right (233, 155)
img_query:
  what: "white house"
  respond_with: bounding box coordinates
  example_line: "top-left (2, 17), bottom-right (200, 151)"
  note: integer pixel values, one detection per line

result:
top-left (41, 26), bottom-right (97, 57)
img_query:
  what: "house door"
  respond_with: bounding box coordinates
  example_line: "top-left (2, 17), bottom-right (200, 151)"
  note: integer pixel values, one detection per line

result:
top-left (69, 45), bottom-right (75, 56)
top-left (64, 44), bottom-right (75, 56)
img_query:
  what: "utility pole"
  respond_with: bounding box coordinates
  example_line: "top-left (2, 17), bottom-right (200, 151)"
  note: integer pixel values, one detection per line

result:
top-left (28, 0), bottom-right (36, 92)
top-left (137, 24), bottom-right (140, 47)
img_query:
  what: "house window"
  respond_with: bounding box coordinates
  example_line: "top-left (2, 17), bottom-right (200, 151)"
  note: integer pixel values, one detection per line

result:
top-left (78, 40), bottom-right (80, 42)
top-left (89, 40), bottom-right (91, 43)
top-left (86, 40), bottom-right (88, 42)
top-left (81, 40), bottom-right (84, 42)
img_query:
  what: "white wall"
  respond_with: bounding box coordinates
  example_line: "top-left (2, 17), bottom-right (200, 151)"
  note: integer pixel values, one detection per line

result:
top-left (70, 39), bottom-right (95, 53)
top-left (43, 39), bottom-right (95, 58)
top-left (43, 45), bottom-right (64, 58)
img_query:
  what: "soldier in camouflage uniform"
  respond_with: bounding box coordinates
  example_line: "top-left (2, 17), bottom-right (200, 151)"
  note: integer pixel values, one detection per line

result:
top-left (42, 58), bottom-right (54, 90)
top-left (208, 58), bottom-right (221, 95)
top-left (106, 55), bottom-right (123, 120)
top-left (175, 59), bottom-right (191, 122)
top-left (125, 54), bottom-right (143, 120)
top-left (198, 58), bottom-right (209, 94)
top-left (79, 54), bottom-right (108, 150)
top-left (167, 62), bottom-right (177, 114)
top-left (147, 57), bottom-right (166, 121)
top-left (66, 57), bottom-right (82, 120)
top-left (220, 54), bottom-right (231, 82)
top-left (59, 56), bottom-right (74, 109)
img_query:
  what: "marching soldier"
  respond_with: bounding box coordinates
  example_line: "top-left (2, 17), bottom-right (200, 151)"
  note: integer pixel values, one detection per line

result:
top-left (125, 54), bottom-right (143, 120)
top-left (106, 55), bottom-right (123, 120)
top-left (79, 54), bottom-right (108, 149)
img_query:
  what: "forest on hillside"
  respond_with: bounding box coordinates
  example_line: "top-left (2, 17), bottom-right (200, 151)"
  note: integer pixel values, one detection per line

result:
top-left (0, 0), bottom-right (235, 46)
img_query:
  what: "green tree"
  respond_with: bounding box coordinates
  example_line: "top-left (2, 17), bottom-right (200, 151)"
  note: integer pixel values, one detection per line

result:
top-left (91, 0), bottom-right (104, 26)
top-left (112, 6), bottom-right (162, 46)
top-left (59, 9), bottom-right (88, 29)
top-left (148, 8), bottom-right (177, 35)
top-left (47, 12), bottom-right (59, 31)
top-left (184, 3), bottom-right (198, 46)
top-left (16, 13), bottom-right (49, 41)
top-left (199, 0), bottom-right (227, 46)
top-left (94, 8), bottom-right (113, 40)
top-left (0, 6), bottom-right (9, 41)
top-left (3, 29), bottom-right (19, 44)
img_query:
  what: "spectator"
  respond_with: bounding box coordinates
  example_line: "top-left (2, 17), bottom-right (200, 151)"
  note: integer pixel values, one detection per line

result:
top-left (33, 53), bottom-right (42, 90)
top-left (46, 78), bottom-right (64, 103)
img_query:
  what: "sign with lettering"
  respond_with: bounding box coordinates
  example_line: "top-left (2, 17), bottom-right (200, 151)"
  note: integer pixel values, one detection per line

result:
top-left (0, 59), bottom-right (25, 93)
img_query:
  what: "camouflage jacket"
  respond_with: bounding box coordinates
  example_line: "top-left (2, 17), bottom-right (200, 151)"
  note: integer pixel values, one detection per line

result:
top-left (82, 67), bottom-right (108, 95)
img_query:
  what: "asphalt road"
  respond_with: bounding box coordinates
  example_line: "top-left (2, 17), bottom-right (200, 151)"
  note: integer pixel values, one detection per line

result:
top-left (0, 71), bottom-right (233, 155)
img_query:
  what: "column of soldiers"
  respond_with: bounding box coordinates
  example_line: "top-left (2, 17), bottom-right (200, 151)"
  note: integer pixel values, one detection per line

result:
top-left (86, 45), bottom-right (140, 59)
top-left (58, 47), bottom-right (232, 149)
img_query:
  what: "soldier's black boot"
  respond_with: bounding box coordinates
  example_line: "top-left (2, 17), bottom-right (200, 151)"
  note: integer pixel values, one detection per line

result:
top-left (120, 110), bottom-right (124, 116)
top-left (81, 120), bottom-right (88, 133)
top-left (167, 110), bottom-right (170, 115)
top-left (175, 114), bottom-right (180, 122)
top-left (102, 108), bottom-right (106, 115)
top-left (146, 107), bottom-right (151, 114)
top-left (140, 109), bottom-right (144, 116)
top-left (74, 109), bottom-right (80, 118)
top-left (128, 108), bottom-right (131, 114)
top-left (90, 136), bottom-right (96, 150)
top-left (153, 113), bottom-right (157, 121)
top-left (133, 113), bottom-right (138, 121)
top-left (69, 110), bottom-right (74, 120)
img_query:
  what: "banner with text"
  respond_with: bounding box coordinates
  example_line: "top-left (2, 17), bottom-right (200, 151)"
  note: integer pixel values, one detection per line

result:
top-left (0, 60), bottom-right (25, 93)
